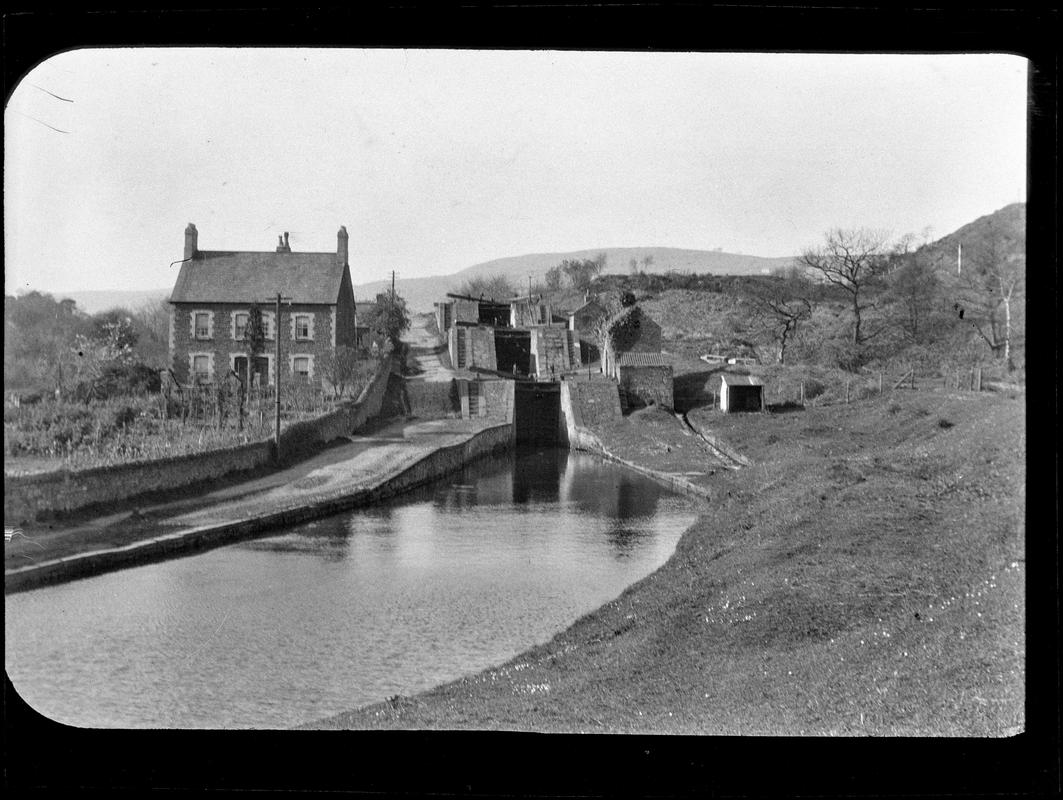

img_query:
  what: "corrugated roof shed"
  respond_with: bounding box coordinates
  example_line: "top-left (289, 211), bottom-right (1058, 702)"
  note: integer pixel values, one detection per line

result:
top-left (719, 374), bottom-right (764, 386)
top-left (618, 352), bottom-right (672, 368)
top-left (170, 251), bottom-right (345, 304)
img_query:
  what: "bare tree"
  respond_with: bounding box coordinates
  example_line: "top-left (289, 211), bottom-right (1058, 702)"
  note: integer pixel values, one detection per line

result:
top-left (954, 223), bottom-right (1024, 370)
top-left (458, 273), bottom-right (516, 300)
top-left (798, 228), bottom-right (896, 347)
top-left (745, 275), bottom-right (813, 365)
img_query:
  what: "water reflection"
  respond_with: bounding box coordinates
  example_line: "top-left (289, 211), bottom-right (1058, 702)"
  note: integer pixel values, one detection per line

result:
top-left (6, 448), bottom-right (700, 729)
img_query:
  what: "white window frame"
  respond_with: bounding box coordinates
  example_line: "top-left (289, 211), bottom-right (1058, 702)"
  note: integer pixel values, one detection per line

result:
top-left (293, 313), bottom-right (313, 341)
top-left (191, 310), bottom-right (214, 340)
top-left (289, 354), bottom-right (314, 381)
top-left (189, 352), bottom-right (214, 384)
top-left (262, 310), bottom-right (276, 341)
top-left (232, 310), bottom-right (250, 341)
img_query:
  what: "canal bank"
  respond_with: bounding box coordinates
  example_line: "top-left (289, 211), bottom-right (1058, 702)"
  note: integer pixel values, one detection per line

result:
top-left (307, 390), bottom-right (1025, 736)
top-left (5, 417), bottom-right (513, 593)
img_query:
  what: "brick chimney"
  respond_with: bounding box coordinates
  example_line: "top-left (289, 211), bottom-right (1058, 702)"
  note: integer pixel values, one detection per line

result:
top-left (337, 225), bottom-right (349, 264)
top-left (184, 223), bottom-right (198, 260)
top-left (276, 232), bottom-right (291, 253)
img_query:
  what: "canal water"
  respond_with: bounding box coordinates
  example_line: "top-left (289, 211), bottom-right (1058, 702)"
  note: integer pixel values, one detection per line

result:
top-left (6, 448), bottom-right (700, 729)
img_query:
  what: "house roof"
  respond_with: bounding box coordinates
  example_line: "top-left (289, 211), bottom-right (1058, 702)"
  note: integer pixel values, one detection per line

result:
top-left (570, 298), bottom-right (604, 317)
top-left (618, 352), bottom-right (672, 368)
top-left (720, 374), bottom-right (764, 387)
top-left (170, 250), bottom-right (346, 304)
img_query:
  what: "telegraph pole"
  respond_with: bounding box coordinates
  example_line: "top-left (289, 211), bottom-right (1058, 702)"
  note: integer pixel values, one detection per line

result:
top-left (275, 292), bottom-right (282, 460)
top-left (265, 292), bottom-right (292, 464)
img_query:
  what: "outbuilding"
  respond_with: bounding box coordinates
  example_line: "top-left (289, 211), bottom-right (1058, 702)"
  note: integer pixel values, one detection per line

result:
top-left (719, 374), bottom-right (764, 412)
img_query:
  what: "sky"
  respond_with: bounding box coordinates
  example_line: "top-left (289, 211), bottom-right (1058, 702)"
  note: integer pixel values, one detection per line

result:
top-left (4, 49), bottom-right (1028, 295)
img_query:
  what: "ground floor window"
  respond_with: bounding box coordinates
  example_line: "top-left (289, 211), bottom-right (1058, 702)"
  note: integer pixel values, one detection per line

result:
top-left (192, 354), bottom-right (211, 384)
top-left (292, 355), bottom-right (312, 381)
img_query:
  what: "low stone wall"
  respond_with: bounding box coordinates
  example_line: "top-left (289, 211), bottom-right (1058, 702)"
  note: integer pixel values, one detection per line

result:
top-left (3, 441), bottom-right (275, 526)
top-left (6, 422), bottom-right (515, 592)
top-left (405, 381), bottom-right (459, 418)
top-left (278, 354), bottom-right (394, 460)
top-left (4, 356), bottom-right (394, 524)
top-left (620, 365), bottom-right (674, 410)
top-left (560, 380), bottom-right (621, 447)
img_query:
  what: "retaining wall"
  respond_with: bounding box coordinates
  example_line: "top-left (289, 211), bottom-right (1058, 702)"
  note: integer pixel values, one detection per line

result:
top-left (4, 356), bottom-right (393, 523)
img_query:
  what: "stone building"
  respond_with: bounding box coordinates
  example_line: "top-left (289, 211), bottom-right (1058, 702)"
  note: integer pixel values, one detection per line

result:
top-left (617, 352), bottom-right (674, 410)
top-left (168, 224), bottom-right (359, 389)
top-left (600, 305), bottom-right (664, 381)
top-left (568, 295), bottom-right (606, 365)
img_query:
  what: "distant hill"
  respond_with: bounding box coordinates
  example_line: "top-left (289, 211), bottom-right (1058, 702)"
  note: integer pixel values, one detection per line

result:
top-left (48, 289), bottom-right (170, 315)
top-left (353, 247), bottom-right (796, 312)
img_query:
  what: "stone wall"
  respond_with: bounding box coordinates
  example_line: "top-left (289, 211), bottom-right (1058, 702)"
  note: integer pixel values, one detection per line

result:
top-left (531, 326), bottom-right (576, 377)
top-left (619, 365), bottom-right (674, 410)
top-left (560, 379), bottom-right (622, 446)
top-left (405, 381), bottom-right (459, 418)
top-left (452, 299), bottom-right (479, 324)
top-left (467, 326), bottom-right (498, 372)
top-left (481, 379), bottom-right (514, 424)
top-left (5, 356), bottom-right (393, 523)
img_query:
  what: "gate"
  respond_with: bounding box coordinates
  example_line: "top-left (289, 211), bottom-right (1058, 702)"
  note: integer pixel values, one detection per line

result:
top-left (514, 381), bottom-right (561, 445)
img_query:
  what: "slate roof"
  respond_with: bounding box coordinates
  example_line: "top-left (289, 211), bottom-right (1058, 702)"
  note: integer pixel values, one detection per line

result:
top-left (618, 352), bottom-right (672, 368)
top-left (719, 374), bottom-right (764, 386)
top-left (170, 250), bottom-right (346, 304)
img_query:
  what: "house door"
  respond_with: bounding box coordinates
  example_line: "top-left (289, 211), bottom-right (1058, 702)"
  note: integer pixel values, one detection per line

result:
top-left (251, 357), bottom-right (270, 388)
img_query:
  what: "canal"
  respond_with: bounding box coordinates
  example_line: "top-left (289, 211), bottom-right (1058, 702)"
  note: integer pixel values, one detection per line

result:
top-left (6, 448), bottom-right (701, 729)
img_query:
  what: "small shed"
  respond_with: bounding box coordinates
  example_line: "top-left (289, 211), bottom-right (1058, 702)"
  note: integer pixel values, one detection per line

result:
top-left (719, 374), bottom-right (764, 412)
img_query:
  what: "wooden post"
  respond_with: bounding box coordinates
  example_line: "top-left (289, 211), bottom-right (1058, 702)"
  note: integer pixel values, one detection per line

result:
top-left (878, 372), bottom-right (883, 395)
top-left (845, 380), bottom-right (850, 404)
top-left (910, 370), bottom-right (916, 391)
top-left (975, 366), bottom-right (982, 392)
top-left (800, 381), bottom-right (805, 405)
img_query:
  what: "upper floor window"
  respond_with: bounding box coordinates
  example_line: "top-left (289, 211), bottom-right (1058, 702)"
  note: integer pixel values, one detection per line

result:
top-left (194, 312), bottom-right (211, 339)
top-left (295, 314), bottom-right (312, 340)
top-left (234, 312), bottom-right (249, 340)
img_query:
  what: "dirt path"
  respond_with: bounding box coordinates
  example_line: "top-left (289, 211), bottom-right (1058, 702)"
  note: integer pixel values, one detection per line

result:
top-left (405, 314), bottom-right (457, 383)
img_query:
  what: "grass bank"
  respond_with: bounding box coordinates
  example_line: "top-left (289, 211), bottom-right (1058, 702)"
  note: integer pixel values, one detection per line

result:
top-left (308, 389), bottom-right (1024, 735)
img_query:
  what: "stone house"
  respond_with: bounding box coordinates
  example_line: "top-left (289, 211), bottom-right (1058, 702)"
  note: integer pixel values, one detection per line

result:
top-left (568, 295), bottom-right (606, 364)
top-left (168, 224), bottom-right (359, 389)
top-left (600, 305), bottom-right (664, 381)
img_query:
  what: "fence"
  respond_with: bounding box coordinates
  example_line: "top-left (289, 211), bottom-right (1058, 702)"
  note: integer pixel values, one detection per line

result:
top-left (674, 364), bottom-right (1016, 413)
top-left (159, 362), bottom-right (379, 432)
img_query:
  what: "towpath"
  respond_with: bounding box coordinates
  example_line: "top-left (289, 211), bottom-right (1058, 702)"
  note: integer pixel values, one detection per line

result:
top-left (405, 314), bottom-right (458, 382)
top-left (5, 414), bottom-right (506, 591)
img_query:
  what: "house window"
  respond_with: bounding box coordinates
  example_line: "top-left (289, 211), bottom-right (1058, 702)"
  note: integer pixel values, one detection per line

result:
top-left (194, 312), bottom-right (211, 339)
top-left (295, 314), bottom-right (311, 340)
top-left (293, 356), bottom-right (311, 381)
top-left (192, 354), bottom-right (211, 384)
top-left (234, 312), bottom-right (249, 340)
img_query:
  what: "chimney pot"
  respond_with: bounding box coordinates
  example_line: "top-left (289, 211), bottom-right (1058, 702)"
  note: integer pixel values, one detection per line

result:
top-left (337, 225), bottom-right (349, 264)
top-left (276, 232), bottom-right (291, 253)
top-left (184, 223), bottom-right (198, 261)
